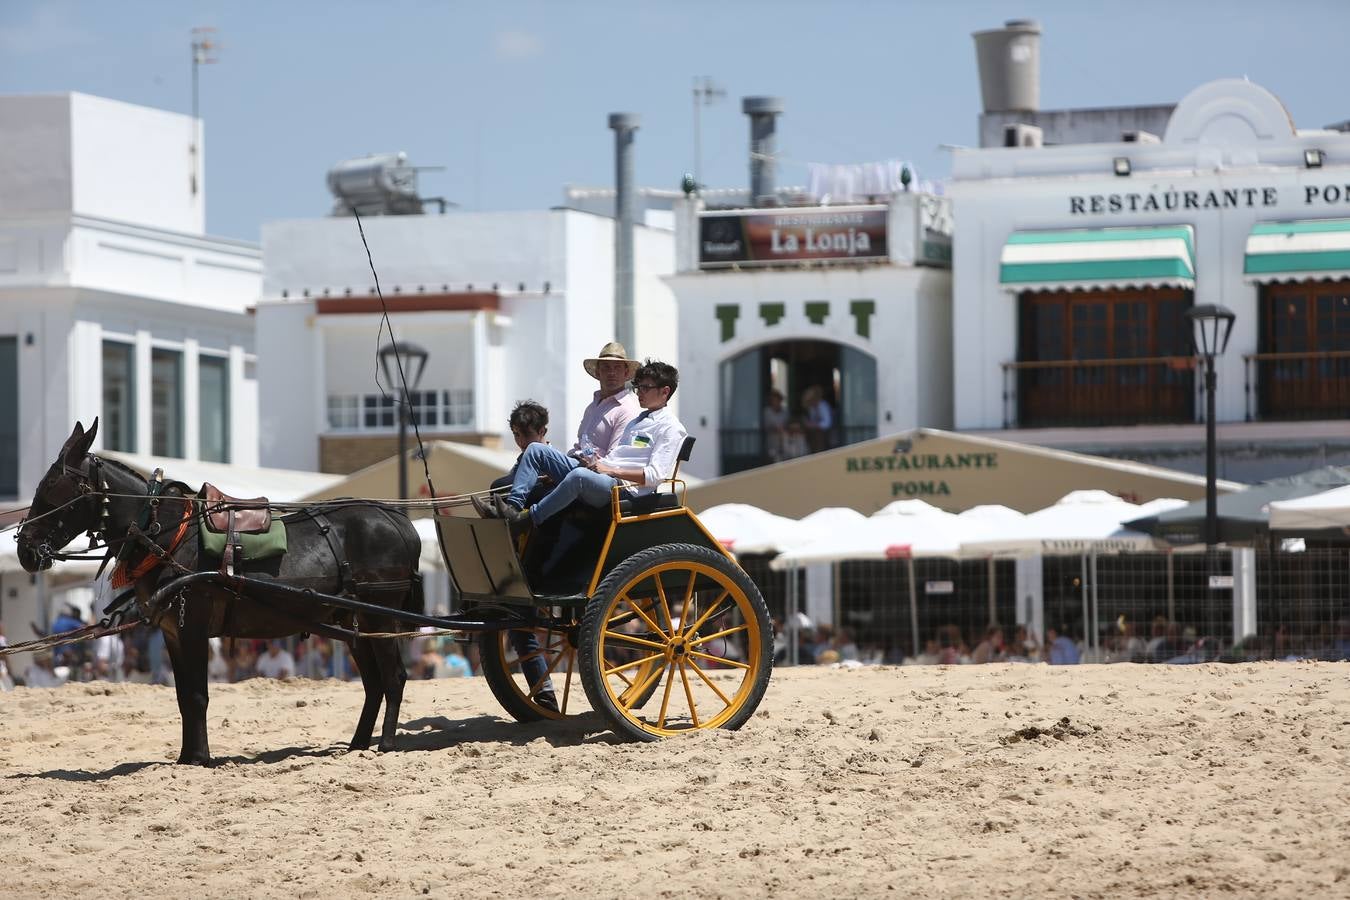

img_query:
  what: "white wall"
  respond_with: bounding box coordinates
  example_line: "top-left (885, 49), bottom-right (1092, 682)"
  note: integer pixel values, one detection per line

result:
top-left (262, 210), bottom-right (567, 298)
top-left (256, 299), bottom-right (318, 471)
top-left (0, 93), bottom-right (204, 235)
top-left (633, 223), bottom-right (679, 369)
top-left (0, 95), bottom-right (73, 218)
top-left (69, 93), bottom-right (204, 234)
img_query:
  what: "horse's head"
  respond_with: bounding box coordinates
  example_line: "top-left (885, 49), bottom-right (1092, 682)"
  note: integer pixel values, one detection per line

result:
top-left (15, 419), bottom-right (102, 572)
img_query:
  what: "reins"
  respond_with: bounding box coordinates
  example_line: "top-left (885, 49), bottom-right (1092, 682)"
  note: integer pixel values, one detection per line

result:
top-left (0, 616), bottom-right (141, 661)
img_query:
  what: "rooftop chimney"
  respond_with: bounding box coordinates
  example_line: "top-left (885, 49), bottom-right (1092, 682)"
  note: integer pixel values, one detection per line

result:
top-left (743, 96), bottom-right (783, 207)
top-left (973, 19), bottom-right (1041, 113)
top-left (608, 113), bottom-right (639, 354)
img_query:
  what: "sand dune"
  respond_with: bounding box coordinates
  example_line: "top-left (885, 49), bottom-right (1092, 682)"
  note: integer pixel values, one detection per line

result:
top-left (2, 663), bottom-right (1348, 898)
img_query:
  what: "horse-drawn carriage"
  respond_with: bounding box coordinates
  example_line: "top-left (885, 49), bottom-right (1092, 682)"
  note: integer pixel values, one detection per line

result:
top-left (12, 421), bottom-right (773, 764)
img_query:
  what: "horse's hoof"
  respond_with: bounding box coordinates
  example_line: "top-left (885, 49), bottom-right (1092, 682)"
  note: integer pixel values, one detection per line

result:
top-left (377, 740), bottom-right (397, 753)
top-left (176, 754), bottom-right (213, 767)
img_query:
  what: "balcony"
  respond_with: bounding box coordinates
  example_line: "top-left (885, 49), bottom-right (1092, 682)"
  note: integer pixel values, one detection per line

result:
top-left (1001, 356), bottom-right (1198, 429)
top-left (719, 425), bottom-right (879, 475)
top-left (1244, 350), bottom-right (1350, 421)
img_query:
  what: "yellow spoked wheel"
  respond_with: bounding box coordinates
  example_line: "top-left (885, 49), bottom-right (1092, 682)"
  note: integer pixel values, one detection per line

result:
top-left (578, 543), bottom-right (773, 741)
top-left (480, 609), bottom-right (664, 722)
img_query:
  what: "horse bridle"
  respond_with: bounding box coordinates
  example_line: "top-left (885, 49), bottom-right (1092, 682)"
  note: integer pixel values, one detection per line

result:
top-left (18, 454), bottom-right (116, 567)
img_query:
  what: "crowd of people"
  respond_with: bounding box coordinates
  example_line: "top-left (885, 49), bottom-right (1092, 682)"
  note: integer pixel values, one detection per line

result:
top-left (7, 610), bottom-right (1350, 690)
top-left (0, 614), bottom-right (489, 689)
top-left (771, 614), bottom-right (1350, 669)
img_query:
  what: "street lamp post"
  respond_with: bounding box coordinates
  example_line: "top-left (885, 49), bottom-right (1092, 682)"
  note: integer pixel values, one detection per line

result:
top-left (1186, 304), bottom-right (1236, 549)
top-left (378, 341), bottom-right (429, 499)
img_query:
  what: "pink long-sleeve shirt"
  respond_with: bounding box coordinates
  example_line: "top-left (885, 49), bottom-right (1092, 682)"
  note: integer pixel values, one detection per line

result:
top-left (573, 388), bottom-right (641, 458)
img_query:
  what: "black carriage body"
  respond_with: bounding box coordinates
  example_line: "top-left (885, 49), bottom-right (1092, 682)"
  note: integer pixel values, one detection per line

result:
top-left (434, 494), bottom-right (730, 608)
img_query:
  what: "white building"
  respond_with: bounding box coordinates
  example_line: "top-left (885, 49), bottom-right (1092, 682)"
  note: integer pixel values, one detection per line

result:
top-left (951, 67), bottom-right (1350, 480)
top-left (0, 92), bottom-right (261, 505)
top-left (0, 92), bottom-right (261, 650)
top-left (255, 199), bottom-right (677, 480)
top-left (667, 190), bottom-right (953, 479)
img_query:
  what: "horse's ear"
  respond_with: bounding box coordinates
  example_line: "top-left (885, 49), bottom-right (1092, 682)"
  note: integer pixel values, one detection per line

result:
top-left (58, 421), bottom-right (86, 460)
top-left (61, 420), bottom-right (97, 463)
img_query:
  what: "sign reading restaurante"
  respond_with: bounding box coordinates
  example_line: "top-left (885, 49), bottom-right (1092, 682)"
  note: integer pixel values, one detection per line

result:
top-left (845, 443), bottom-right (999, 499)
top-left (699, 205), bottom-right (889, 268)
top-left (1068, 183), bottom-right (1350, 216)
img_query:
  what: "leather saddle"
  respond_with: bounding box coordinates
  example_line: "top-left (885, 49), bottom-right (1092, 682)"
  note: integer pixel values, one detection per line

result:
top-left (202, 483), bottom-right (272, 576)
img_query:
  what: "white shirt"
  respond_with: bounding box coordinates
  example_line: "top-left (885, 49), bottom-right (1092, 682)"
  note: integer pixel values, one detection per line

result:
top-left (256, 649), bottom-right (295, 679)
top-left (602, 406), bottom-right (688, 496)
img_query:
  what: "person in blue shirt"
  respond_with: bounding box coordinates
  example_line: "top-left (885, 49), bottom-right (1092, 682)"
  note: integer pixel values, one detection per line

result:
top-left (1046, 625), bottom-right (1081, 665)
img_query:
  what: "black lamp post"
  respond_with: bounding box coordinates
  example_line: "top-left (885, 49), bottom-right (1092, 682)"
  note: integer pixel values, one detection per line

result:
top-left (378, 341), bottom-right (429, 499)
top-left (1186, 304), bottom-right (1236, 549)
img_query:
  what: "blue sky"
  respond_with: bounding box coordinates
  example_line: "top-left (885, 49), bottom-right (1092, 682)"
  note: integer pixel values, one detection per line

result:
top-left (2, 0), bottom-right (1346, 241)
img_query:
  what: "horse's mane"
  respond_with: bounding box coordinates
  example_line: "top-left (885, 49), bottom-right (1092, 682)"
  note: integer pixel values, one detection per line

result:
top-left (93, 454), bottom-right (149, 483)
top-left (92, 454), bottom-right (196, 500)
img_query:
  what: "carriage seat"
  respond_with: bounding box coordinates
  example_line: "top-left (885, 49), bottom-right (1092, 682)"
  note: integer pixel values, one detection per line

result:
top-left (202, 483), bottom-right (272, 534)
top-left (616, 435), bottom-right (695, 517)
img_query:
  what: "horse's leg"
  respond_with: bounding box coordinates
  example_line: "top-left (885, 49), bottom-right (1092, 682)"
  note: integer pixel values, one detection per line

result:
top-left (163, 614), bottom-right (212, 766)
top-left (348, 637), bottom-right (383, 751)
top-left (370, 625), bottom-right (408, 753)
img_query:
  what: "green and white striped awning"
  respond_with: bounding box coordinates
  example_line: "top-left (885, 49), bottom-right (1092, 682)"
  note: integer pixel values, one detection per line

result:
top-left (1000, 225), bottom-right (1196, 292)
top-left (1245, 219), bottom-right (1350, 283)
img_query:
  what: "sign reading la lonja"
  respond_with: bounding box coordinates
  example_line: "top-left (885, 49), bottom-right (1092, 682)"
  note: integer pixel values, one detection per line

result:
top-left (699, 206), bottom-right (888, 268)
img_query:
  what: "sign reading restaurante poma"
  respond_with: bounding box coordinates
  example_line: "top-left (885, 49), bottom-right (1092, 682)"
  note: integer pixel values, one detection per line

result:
top-left (699, 205), bottom-right (888, 268)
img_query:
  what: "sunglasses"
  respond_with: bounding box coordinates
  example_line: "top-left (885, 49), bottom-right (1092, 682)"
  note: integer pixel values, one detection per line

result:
top-left (631, 382), bottom-right (660, 393)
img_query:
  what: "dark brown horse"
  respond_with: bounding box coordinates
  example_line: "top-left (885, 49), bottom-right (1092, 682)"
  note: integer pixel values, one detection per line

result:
top-left (15, 420), bottom-right (423, 766)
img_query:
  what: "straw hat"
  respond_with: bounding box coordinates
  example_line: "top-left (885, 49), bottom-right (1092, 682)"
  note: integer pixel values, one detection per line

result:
top-left (583, 341), bottom-right (640, 379)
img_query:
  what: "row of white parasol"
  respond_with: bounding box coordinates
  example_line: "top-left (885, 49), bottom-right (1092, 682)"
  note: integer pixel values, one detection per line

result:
top-left (697, 490), bottom-right (1192, 568)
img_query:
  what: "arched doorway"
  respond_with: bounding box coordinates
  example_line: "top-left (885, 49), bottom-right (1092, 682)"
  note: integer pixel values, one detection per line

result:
top-left (718, 339), bottom-right (877, 474)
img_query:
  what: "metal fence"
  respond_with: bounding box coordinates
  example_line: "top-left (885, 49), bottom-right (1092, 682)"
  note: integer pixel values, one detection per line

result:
top-left (744, 548), bottom-right (1350, 666)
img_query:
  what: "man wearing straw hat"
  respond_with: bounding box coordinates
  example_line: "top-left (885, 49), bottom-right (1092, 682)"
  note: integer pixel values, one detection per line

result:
top-left (480, 341), bottom-right (641, 516)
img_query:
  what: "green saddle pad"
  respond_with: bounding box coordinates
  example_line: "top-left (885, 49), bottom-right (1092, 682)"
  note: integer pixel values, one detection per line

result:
top-left (200, 510), bottom-right (288, 561)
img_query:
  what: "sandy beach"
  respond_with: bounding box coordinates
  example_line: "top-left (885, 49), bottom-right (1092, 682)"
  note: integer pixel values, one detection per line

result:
top-left (2, 662), bottom-right (1348, 898)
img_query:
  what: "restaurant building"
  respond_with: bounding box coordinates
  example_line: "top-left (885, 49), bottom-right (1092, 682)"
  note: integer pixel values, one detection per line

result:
top-left (951, 21), bottom-right (1350, 481)
top-left (667, 97), bottom-right (954, 479)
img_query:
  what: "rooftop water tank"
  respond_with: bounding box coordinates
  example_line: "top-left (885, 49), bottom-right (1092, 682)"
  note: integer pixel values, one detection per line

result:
top-left (327, 152), bottom-right (423, 216)
top-left (973, 19), bottom-right (1041, 113)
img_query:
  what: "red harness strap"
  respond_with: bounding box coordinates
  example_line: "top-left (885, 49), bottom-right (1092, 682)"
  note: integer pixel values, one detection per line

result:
top-left (110, 501), bottom-right (194, 589)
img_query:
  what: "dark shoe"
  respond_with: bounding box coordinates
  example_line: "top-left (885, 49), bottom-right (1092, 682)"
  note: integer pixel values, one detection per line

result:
top-left (470, 495), bottom-right (498, 518)
top-left (534, 691), bottom-right (559, 713)
top-left (507, 505), bottom-right (533, 538)
top-left (492, 494), bottom-right (520, 518)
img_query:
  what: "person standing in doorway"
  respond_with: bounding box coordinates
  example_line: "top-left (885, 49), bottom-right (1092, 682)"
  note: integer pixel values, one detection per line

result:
top-left (801, 385), bottom-right (833, 453)
top-left (762, 389), bottom-right (789, 463)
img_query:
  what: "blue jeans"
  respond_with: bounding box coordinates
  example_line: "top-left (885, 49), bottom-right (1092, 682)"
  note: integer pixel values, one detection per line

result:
top-left (508, 630), bottom-right (553, 699)
top-left (530, 466), bottom-right (627, 524)
top-left (506, 444), bottom-right (580, 510)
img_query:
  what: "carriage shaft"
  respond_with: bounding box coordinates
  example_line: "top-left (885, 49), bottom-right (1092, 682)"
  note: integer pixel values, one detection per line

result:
top-left (147, 571), bottom-right (537, 636)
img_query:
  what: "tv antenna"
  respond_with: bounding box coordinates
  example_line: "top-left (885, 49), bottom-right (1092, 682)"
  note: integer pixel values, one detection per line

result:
top-left (691, 76), bottom-right (726, 191)
top-left (190, 26), bottom-right (219, 197)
